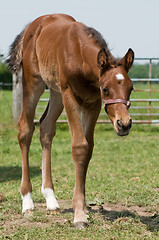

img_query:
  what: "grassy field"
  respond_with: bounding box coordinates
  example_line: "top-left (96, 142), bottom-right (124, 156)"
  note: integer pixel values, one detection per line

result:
top-left (0, 90), bottom-right (159, 239)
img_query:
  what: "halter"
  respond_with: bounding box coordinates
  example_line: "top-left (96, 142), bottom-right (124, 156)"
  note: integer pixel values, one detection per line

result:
top-left (102, 98), bottom-right (131, 109)
top-left (100, 88), bottom-right (131, 109)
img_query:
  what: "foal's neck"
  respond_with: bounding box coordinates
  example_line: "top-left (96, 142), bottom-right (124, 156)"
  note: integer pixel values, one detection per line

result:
top-left (82, 45), bottom-right (101, 82)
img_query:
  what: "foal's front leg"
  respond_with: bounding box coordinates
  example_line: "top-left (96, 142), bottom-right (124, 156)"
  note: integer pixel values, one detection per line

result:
top-left (62, 87), bottom-right (89, 229)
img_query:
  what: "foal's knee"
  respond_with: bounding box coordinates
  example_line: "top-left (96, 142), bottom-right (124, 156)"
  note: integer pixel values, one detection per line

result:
top-left (72, 140), bottom-right (88, 163)
top-left (18, 117), bottom-right (35, 147)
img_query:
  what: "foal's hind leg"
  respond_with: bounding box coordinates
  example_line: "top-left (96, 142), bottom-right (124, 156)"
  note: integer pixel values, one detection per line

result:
top-left (40, 89), bottom-right (63, 211)
top-left (18, 76), bottom-right (45, 213)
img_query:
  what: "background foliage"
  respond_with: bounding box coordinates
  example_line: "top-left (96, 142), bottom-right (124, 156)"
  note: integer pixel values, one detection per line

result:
top-left (0, 57), bottom-right (12, 90)
top-left (129, 62), bottom-right (159, 79)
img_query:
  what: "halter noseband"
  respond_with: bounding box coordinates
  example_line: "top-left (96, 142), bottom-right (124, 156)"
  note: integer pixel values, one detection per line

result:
top-left (102, 98), bottom-right (131, 109)
top-left (100, 87), bottom-right (131, 109)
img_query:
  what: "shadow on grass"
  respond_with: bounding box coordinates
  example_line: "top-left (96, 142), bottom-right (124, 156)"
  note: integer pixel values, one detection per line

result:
top-left (62, 208), bottom-right (74, 214)
top-left (61, 205), bottom-right (159, 232)
top-left (0, 166), bottom-right (41, 182)
top-left (62, 205), bottom-right (158, 232)
top-left (92, 207), bottom-right (159, 232)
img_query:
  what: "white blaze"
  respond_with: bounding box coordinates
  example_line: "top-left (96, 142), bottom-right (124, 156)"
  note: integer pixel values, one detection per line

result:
top-left (116, 73), bottom-right (124, 80)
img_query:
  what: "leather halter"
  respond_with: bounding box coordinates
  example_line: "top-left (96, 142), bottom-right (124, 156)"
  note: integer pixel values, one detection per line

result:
top-left (100, 88), bottom-right (131, 109)
top-left (102, 98), bottom-right (131, 109)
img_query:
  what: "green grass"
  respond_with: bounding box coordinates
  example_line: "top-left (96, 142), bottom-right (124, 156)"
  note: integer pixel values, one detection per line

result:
top-left (0, 90), bottom-right (159, 239)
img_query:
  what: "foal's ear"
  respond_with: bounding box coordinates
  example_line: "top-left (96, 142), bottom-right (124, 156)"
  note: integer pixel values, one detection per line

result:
top-left (120, 48), bottom-right (134, 72)
top-left (97, 48), bottom-right (109, 70)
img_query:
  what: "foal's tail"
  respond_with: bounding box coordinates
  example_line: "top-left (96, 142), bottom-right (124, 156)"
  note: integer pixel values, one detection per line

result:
top-left (7, 25), bottom-right (29, 73)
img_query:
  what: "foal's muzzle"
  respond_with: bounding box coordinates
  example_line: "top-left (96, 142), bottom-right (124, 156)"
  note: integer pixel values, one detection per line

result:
top-left (116, 119), bottom-right (132, 136)
top-left (100, 92), bottom-right (132, 136)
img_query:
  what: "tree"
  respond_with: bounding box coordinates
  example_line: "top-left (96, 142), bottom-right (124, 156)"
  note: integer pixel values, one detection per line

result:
top-left (0, 56), bottom-right (12, 90)
top-left (129, 64), bottom-right (149, 78)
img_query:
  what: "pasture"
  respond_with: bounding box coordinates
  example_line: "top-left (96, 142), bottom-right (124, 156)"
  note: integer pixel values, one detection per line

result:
top-left (0, 90), bottom-right (159, 239)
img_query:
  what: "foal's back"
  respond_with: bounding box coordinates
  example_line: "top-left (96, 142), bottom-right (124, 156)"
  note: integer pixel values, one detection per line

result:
top-left (23, 14), bottom-right (87, 89)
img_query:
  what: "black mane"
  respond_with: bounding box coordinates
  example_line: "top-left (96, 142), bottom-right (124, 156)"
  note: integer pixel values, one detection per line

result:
top-left (84, 26), bottom-right (118, 69)
top-left (84, 27), bottom-right (109, 50)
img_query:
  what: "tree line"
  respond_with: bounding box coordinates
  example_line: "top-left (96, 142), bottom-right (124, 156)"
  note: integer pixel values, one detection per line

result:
top-left (0, 56), bottom-right (12, 89)
top-left (129, 62), bottom-right (159, 79)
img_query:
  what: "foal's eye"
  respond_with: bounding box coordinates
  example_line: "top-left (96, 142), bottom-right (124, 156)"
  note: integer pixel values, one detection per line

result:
top-left (103, 88), bottom-right (109, 96)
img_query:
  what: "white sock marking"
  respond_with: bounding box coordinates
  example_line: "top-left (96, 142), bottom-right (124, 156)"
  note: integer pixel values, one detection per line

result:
top-left (41, 186), bottom-right (60, 210)
top-left (116, 73), bottom-right (124, 80)
top-left (21, 192), bottom-right (34, 213)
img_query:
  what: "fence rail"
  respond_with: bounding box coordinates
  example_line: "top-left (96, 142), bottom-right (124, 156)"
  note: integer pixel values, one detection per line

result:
top-left (35, 58), bottom-right (159, 124)
top-left (131, 57), bottom-right (159, 123)
top-left (1, 58), bottom-right (159, 124)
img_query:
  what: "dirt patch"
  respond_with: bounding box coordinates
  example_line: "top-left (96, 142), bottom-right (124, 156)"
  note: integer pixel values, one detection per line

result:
top-left (1, 200), bottom-right (159, 235)
top-left (99, 203), bottom-right (159, 217)
top-left (1, 200), bottom-right (72, 236)
top-left (90, 203), bottom-right (159, 231)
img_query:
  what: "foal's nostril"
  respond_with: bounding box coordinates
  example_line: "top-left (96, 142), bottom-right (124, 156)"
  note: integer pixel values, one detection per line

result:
top-left (117, 120), bottom-right (123, 130)
top-left (117, 119), bottom-right (132, 131)
top-left (128, 119), bottom-right (132, 129)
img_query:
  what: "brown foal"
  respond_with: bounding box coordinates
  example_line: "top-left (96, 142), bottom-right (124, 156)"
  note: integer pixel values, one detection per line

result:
top-left (8, 14), bottom-right (134, 229)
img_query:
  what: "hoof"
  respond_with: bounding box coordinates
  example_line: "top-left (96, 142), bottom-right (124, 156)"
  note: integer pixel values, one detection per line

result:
top-left (74, 221), bottom-right (88, 230)
top-left (23, 210), bottom-right (34, 217)
top-left (47, 208), bottom-right (60, 215)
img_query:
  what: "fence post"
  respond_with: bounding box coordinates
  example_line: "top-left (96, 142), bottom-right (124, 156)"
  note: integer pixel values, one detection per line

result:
top-left (12, 69), bottom-right (22, 123)
top-left (148, 58), bottom-right (152, 123)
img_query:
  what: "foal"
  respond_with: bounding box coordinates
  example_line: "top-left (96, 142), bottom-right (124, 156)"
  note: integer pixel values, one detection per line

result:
top-left (8, 14), bottom-right (134, 229)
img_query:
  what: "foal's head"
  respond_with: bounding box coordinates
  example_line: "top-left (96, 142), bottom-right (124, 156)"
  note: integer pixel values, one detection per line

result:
top-left (98, 48), bottom-right (134, 136)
